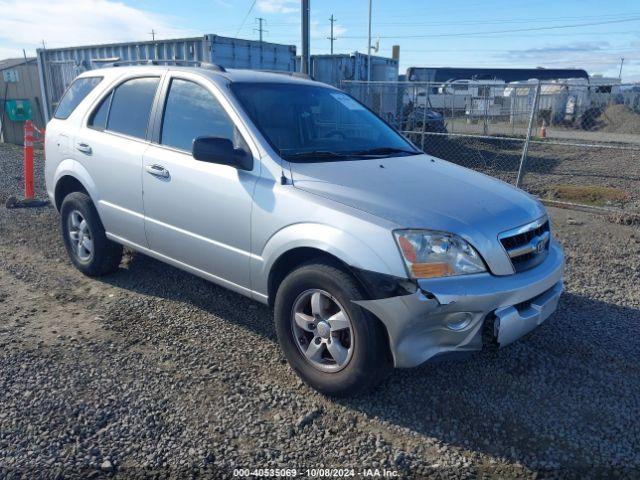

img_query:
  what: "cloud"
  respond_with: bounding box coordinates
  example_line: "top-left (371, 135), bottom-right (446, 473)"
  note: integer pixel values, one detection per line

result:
top-left (257, 0), bottom-right (299, 14)
top-left (310, 20), bottom-right (347, 40)
top-left (0, 0), bottom-right (196, 57)
top-left (499, 42), bottom-right (639, 80)
top-left (503, 42), bottom-right (609, 60)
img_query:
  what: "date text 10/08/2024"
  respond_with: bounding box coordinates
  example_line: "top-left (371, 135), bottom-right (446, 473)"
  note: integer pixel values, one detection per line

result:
top-left (232, 468), bottom-right (400, 477)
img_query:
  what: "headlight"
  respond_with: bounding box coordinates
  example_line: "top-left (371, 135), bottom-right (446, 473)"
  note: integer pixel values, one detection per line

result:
top-left (393, 230), bottom-right (486, 279)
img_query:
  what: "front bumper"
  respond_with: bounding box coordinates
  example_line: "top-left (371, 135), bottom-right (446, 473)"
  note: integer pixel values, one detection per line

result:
top-left (355, 239), bottom-right (564, 368)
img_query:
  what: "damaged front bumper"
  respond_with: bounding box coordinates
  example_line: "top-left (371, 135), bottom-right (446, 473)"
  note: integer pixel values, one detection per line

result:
top-left (355, 239), bottom-right (564, 368)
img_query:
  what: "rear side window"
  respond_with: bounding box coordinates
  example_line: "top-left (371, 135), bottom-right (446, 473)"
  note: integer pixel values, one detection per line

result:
top-left (54, 77), bottom-right (102, 120)
top-left (160, 78), bottom-right (235, 152)
top-left (105, 77), bottom-right (160, 139)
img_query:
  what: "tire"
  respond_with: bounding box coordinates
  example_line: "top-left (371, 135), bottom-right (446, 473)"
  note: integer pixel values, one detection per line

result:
top-left (274, 261), bottom-right (391, 397)
top-left (60, 191), bottom-right (123, 276)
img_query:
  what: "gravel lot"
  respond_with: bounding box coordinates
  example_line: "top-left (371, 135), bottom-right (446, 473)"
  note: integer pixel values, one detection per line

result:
top-left (0, 143), bottom-right (639, 479)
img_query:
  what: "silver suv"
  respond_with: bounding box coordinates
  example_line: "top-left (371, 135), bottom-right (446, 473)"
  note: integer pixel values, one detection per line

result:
top-left (45, 65), bottom-right (564, 396)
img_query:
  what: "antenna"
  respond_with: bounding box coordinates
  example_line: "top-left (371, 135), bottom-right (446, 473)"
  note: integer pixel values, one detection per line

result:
top-left (149, 29), bottom-right (156, 41)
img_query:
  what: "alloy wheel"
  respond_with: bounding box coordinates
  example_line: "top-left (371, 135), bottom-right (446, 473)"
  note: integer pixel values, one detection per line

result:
top-left (291, 289), bottom-right (354, 372)
top-left (67, 210), bottom-right (93, 262)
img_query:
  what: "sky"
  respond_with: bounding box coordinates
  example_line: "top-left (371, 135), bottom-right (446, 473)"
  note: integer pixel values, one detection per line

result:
top-left (0, 0), bottom-right (638, 81)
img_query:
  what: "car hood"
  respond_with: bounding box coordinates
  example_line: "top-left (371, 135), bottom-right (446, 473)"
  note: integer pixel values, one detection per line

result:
top-left (289, 154), bottom-right (546, 268)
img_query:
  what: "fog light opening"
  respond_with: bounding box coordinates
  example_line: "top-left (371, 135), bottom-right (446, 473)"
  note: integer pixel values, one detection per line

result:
top-left (446, 312), bottom-right (473, 331)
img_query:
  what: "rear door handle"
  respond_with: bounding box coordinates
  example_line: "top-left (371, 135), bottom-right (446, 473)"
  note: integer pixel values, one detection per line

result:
top-left (76, 142), bottom-right (92, 155)
top-left (144, 164), bottom-right (170, 178)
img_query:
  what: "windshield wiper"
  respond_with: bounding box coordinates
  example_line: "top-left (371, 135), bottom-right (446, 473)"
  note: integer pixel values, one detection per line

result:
top-left (284, 150), bottom-right (355, 161)
top-left (347, 147), bottom-right (420, 157)
top-left (283, 147), bottom-right (420, 162)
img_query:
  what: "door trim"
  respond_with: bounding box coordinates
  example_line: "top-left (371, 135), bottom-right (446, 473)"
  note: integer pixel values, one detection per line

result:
top-left (105, 232), bottom-right (269, 303)
top-left (144, 215), bottom-right (262, 260)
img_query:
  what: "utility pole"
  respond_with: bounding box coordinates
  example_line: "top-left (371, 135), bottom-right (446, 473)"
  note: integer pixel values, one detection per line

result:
top-left (328, 15), bottom-right (337, 55)
top-left (255, 17), bottom-right (267, 43)
top-left (301, 0), bottom-right (310, 74)
top-left (619, 57), bottom-right (625, 80)
top-left (367, 0), bottom-right (372, 83)
top-left (149, 29), bottom-right (156, 41)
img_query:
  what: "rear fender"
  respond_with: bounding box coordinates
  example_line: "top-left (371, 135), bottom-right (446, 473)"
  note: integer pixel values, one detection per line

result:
top-left (51, 159), bottom-right (99, 210)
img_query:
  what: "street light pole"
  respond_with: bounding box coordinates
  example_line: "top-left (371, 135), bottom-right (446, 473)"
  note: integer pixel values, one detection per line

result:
top-left (367, 0), bottom-right (372, 83)
top-left (301, 0), bottom-right (310, 74)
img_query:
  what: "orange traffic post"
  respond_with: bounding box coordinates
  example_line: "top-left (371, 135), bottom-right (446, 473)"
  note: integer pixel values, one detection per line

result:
top-left (5, 120), bottom-right (48, 209)
top-left (23, 120), bottom-right (35, 199)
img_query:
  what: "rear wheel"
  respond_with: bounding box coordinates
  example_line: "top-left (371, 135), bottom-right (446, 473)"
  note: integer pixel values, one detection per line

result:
top-left (60, 192), bottom-right (123, 276)
top-left (274, 261), bottom-right (391, 397)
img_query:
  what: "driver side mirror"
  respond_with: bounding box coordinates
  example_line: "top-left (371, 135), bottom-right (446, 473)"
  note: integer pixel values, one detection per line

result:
top-left (192, 136), bottom-right (253, 171)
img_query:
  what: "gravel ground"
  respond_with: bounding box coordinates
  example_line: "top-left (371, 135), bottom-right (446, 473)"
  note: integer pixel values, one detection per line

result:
top-left (0, 143), bottom-right (639, 479)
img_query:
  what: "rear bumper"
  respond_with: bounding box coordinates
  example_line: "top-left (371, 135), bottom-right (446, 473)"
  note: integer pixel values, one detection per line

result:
top-left (355, 239), bottom-right (564, 368)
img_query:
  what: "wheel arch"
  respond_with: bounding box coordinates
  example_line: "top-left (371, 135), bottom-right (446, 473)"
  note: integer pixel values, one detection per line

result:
top-left (54, 175), bottom-right (89, 211)
top-left (52, 161), bottom-right (98, 211)
top-left (267, 247), bottom-right (358, 308)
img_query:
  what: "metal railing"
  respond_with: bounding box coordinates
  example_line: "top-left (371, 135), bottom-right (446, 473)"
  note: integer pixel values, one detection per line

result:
top-left (342, 79), bottom-right (640, 213)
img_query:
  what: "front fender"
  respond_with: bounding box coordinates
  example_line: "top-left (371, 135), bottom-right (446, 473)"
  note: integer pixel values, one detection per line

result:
top-left (253, 222), bottom-right (399, 298)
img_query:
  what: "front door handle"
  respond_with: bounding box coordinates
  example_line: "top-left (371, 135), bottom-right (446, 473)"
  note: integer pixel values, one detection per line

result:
top-left (144, 164), bottom-right (170, 178)
top-left (76, 142), bottom-right (92, 155)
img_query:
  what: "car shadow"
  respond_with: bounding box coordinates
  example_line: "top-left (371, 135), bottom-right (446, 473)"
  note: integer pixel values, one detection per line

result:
top-left (99, 252), bottom-right (639, 473)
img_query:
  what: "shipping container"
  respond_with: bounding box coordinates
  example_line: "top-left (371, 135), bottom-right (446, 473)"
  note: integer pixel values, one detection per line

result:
top-left (36, 35), bottom-right (297, 121)
top-left (296, 53), bottom-right (398, 87)
top-left (295, 53), bottom-right (400, 123)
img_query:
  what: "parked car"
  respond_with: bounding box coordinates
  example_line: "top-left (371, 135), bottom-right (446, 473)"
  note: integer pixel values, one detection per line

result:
top-left (402, 106), bottom-right (447, 134)
top-left (45, 64), bottom-right (564, 397)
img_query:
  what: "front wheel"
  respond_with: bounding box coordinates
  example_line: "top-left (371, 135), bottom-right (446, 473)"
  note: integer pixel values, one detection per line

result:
top-left (274, 261), bottom-right (391, 397)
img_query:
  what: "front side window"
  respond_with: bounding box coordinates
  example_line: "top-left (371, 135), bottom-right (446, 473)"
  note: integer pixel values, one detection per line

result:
top-left (160, 78), bottom-right (236, 152)
top-left (231, 83), bottom-right (418, 162)
top-left (54, 77), bottom-right (102, 120)
top-left (106, 77), bottom-right (160, 139)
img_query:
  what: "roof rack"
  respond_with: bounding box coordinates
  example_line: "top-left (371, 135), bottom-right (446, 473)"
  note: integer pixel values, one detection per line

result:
top-left (259, 70), bottom-right (314, 80)
top-left (110, 59), bottom-right (226, 72)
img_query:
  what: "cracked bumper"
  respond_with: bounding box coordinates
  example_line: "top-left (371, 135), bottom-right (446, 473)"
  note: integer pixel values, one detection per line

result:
top-left (355, 240), bottom-right (564, 368)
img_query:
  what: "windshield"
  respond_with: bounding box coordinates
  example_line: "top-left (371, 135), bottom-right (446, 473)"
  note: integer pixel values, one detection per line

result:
top-left (231, 82), bottom-right (419, 162)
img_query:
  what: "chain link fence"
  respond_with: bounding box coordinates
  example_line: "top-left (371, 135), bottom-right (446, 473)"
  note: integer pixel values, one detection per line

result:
top-left (342, 79), bottom-right (640, 213)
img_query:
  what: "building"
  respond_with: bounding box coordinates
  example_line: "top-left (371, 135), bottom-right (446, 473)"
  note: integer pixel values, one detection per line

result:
top-left (36, 35), bottom-right (297, 121)
top-left (0, 57), bottom-right (45, 145)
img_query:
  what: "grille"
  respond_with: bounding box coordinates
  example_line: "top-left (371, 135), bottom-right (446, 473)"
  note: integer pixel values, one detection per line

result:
top-left (499, 219), bottom-right (550, 272)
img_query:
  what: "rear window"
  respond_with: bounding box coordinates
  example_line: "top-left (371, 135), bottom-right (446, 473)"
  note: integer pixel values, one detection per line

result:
top-left (54, 77), bottom-right (103, 120)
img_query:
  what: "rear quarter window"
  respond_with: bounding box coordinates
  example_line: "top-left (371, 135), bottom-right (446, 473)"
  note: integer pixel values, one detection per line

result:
top-left (54, 77), bottom-right (103, 120)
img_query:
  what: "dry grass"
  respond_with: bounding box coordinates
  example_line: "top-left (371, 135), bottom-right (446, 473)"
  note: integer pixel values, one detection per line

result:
top-left (548, 184), bottom-right (629, 207)
top-left (598, 104), bottom-right (640, 135)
